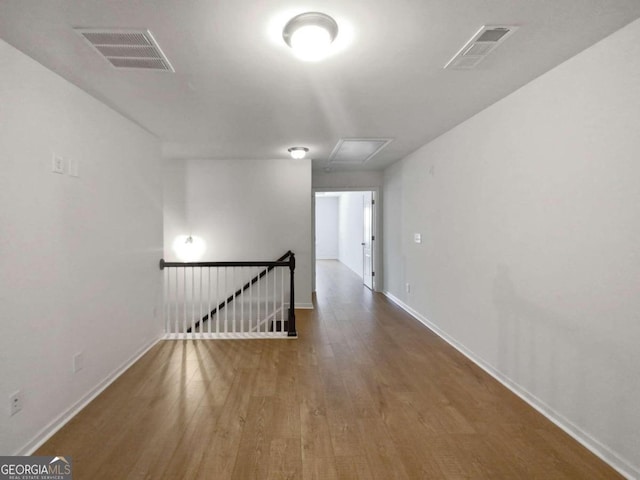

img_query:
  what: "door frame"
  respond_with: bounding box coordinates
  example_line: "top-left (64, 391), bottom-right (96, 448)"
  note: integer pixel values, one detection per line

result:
top-left (311, 187), bottom-right (381, 293)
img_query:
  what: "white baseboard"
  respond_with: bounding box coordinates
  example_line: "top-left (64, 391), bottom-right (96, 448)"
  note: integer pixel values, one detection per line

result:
top-left (295, 303), bottom-right (314, 309)
top-left (383, 291), bottom-right (639, 480)
top-left (17, 336), bottom-right (163, 456)
top-left (283, 302), bottom-right (314, 309)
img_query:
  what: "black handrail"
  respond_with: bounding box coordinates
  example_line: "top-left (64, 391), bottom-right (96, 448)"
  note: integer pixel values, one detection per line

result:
top-left (159, 251), bottom-right (296, 337)
top-left (159, 260), bottom-right (290, 269)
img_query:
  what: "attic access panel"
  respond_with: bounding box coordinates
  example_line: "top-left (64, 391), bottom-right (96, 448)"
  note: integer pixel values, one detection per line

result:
top-left (328, 138), bottom-right (393, 164)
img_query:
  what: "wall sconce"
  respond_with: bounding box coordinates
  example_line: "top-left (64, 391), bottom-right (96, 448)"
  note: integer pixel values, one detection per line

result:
top-left (172, 235), bottom-right (206, 262)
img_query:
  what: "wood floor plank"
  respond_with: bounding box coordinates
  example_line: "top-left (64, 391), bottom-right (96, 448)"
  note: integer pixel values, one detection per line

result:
top-left (230, 395), bottom-right (276, 479)
top-left (132, 404), bottom-right (219, 480)
top-left (301, 455), bottom-right (339, 480)
top-left (35, 260), bottom-right (624, 479)
top-left (266, 437), bottom-right (302, 480)
top-left (192, 366), bottom-right (258, 479)
top-left (356, 416), bottom-right (411, 480)
top-left (334, 455), bottom-right (375, 480)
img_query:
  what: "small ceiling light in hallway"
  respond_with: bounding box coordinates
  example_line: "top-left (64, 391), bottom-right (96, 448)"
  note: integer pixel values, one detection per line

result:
top-left (283, 12), bottom-right (338, 61)
top-left (288, 147), bottom-right (309, 159)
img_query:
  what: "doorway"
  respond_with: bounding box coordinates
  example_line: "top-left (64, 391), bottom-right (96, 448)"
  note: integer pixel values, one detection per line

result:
top-left (313, 190), bottom-right (377, 292)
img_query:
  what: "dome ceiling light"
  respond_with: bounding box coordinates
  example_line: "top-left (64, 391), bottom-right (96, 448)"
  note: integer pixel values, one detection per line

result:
top-left (288, 147), bottom-right (309, 159)
top-left (282, 12), bottom-right (339, 61)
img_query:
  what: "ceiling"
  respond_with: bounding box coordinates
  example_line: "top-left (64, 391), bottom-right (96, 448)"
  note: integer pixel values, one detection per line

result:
top-left (2, 0), bottom-right (640, 171)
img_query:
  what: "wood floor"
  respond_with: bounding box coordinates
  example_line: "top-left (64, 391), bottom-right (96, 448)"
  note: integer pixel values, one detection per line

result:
top-left (36, 260), bottom-right (622, 479)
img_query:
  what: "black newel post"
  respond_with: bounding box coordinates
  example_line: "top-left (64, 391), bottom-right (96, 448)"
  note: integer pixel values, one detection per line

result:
top-left (288, 253), bottom-right (297, 337)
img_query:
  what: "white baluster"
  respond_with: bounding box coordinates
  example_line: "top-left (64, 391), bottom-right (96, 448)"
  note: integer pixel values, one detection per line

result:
top-left (241, 267), bottom-right (245, 334)
top-left (224, 267), bottom-right (228, 333)
top-left (199, 267), bottom-right (203, 334)
top-left (174, 268), bottom-right (179, 335)
top-left (180, 267), bottom-right (184, 334)
top-left (164, 267), bottom-right (168, 334)
top-left (249, 268), bottom-right (253, 331)
top-left (216, 267), bottom-right (220, 334)
top-left (232, 266), bottom-right (236, 333)
top-left (265, 270), bottom-right (269, 333)
top-left (190, 267), bottom-right (195, 335)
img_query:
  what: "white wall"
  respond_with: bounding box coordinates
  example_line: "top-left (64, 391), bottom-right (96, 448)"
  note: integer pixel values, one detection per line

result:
top-left (312, 170), bottom-right (383, 189)
top-left (315, 197), bottom-right (339, 259)
top-left (383, 19), bottom-right (640, 477)
top-left (163, 158), bottom-right (312, 307)
top-left (338, 192), bottom-right (367, 278)
top-left (0, 40), bottom-right (163, 455)
top-left (382, 163), bottom-right (402, 295)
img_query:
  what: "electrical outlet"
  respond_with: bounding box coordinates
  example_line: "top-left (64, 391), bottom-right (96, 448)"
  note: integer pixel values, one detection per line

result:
top-left (73, 352), bottom-right (84, 373)
top-left (52, 154), bottom-right (65, 174)
top-left (9, 391), bottom-right (22, 416)
top-left (406, 283), bottom-right (411, 293)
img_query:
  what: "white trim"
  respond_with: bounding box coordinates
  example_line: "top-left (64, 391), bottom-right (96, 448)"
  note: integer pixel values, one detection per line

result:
top-left (383, 291), bottom-right (639, 480)
top-left (17, 336), bottom-right (163, 456)
top-left (163, 332), bottom-right (292, 340)
top-left (249, 307), bottom-right (283, 332)
top-left (283, 302), bottom-right (314, 309)
top-left (312, 187), bottom-right (382, 293)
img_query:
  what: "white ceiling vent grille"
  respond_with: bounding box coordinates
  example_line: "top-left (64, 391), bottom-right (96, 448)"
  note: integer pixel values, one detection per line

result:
top-left (329, 138), bottom-right (393, 165)
top-left (74, 28), bottom-right (174, 72)
top-left (445, 25), bottom-right (518, 70)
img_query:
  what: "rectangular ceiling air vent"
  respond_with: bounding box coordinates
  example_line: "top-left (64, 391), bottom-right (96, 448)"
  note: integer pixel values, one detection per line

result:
top-left (74, 28), bottom-right (175, 72)
top-left (328, 138), bottom-right (393, 164)
top-left (444, 25), bottom-right (518, 70)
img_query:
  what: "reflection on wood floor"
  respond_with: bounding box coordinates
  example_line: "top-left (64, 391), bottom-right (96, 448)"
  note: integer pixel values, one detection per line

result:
top-left (36, 260), bottom-right (622, 479)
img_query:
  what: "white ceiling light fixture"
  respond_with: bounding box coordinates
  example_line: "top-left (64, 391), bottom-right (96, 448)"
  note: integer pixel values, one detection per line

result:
top-left (282, 12), bottom-right (339, 61)
top-left (288, 146), bottom-right (309, 159)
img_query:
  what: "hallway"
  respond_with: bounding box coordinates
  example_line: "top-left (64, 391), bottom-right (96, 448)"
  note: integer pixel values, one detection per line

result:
top-left (37, 261), bottom-right (621, 479)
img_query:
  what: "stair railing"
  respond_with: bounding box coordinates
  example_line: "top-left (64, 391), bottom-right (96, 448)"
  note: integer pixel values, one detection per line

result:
top-left (159, 251), bottom-right (296, 338)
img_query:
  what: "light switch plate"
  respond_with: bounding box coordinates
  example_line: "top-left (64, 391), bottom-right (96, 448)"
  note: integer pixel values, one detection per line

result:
top-left (68, 157), bottom-right (80, 177)
top-left (414, 233), bottom-right (422, 244)
top-left (73, 352), bottom-right (84, 373)
top-left (52, 154), bottom-right (65, 174)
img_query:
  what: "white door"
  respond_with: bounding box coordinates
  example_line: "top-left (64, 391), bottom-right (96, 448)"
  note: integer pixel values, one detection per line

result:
top-left (362, 192), bottom-right (374, 290)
